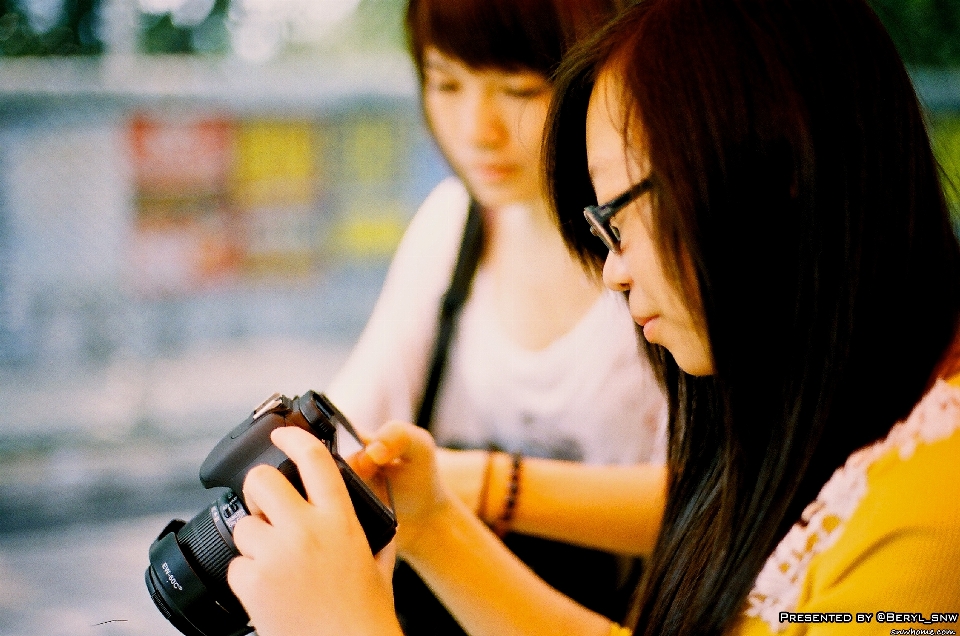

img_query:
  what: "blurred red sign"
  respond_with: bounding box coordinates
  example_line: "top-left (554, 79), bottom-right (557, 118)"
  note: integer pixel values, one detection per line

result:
top-left (129, 113), bottom-right (233, 194)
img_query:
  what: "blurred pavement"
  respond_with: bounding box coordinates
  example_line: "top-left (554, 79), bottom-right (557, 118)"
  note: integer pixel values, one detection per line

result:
top-left (0, 338), bottom-right (354, 636)
top-left (0, 513), bottom-right (204, 636)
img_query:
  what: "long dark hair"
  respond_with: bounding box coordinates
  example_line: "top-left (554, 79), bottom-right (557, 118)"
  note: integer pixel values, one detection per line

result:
top-left (546, 0), bottom-right (960, 633)
top-left (404, 0), bottom-right (627, 80)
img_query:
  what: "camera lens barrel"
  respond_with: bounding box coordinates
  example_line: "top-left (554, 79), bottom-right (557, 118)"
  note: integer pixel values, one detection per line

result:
top-left (145, 491), bottom-right (253, 636)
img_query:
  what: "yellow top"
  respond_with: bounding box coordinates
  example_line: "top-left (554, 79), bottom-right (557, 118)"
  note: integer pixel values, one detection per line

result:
top-left (609, 624), bottom-right (633, 636)
top-left (613, 376), bottom-right (960, 636)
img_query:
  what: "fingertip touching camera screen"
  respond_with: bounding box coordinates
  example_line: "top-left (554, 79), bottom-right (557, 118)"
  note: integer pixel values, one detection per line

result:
top-left (144, 391), bottom-right (397, 636)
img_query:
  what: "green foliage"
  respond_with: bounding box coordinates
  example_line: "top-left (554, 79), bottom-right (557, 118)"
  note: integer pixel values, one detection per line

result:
top-left (2, 0), bottom-right (958, 64)
top-left (284, 0), bottom-right (407, 56)
top-left (0, 0), bottom-right (103, 55)
top-left (869, 0), bottom-right (960, 67)
top-left (140, 0), bottom-right (229, 55)
top-left (343, 0), bottom-right (406, 52)
top-left (930, 115), bottom-right (960, 220)
top-left (140, 14), bottom-right (194, 54)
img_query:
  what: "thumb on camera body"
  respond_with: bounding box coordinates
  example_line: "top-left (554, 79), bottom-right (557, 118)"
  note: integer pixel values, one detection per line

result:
top-left (354, 421), bottom-right (456, 556)
top-left (227, 427), bottom-right (402, 636)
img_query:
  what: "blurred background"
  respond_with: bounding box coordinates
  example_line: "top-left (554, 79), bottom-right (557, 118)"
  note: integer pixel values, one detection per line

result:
top-left (0, 0), bottom-right (957, 634)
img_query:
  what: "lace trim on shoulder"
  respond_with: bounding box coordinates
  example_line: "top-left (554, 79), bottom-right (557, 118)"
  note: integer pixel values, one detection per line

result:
top-left (744, 379), bottom-right (960, 632)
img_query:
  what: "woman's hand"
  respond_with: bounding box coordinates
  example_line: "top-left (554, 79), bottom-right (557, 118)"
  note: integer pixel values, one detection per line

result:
top-left (351, 420), bottom-right (456, 558)
top-left (227, 426), bottom-right (403, 636)
top-left (354, 426), bottom-right (614, 636)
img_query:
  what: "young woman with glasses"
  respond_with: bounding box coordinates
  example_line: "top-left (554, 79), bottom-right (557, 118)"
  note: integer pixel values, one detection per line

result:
top-left (226, 1), bottom-right (960, 635)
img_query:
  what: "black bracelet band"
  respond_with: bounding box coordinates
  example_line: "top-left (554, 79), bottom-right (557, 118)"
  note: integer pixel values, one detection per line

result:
top-left (493, 452), bottom-right (522, 538)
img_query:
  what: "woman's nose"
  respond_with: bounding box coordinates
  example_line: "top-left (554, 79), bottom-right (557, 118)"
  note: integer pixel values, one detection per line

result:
top-left (602, 251), bottom-right (631, 292)
top-left (467, 93), bottom-right (507, 148)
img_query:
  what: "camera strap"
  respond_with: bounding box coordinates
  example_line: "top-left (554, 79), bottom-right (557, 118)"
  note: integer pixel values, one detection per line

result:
top-left (414, 198), bottom-right (484, 429)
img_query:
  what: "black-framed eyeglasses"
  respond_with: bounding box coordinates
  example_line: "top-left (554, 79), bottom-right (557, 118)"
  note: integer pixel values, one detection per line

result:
top-left (583, 178), bottom-right (652, 253)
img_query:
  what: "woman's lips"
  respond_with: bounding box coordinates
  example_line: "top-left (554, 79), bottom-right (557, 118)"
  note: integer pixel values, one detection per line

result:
top-left (472, 163), bottom-right (516, 182)
top-left (637, 315), bottom-right (659, 341)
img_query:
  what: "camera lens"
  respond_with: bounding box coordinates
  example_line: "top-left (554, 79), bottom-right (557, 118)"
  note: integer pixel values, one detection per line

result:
top-left (145, 491), bottom-right (253, 636)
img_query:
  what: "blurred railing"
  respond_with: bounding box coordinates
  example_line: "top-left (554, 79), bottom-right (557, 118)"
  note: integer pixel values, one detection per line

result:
top-left (0, 52), bottom-right (416, 110)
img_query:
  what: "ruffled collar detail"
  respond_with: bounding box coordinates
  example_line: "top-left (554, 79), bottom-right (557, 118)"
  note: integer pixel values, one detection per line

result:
top-left (744, 379), bottom-right (960, 631)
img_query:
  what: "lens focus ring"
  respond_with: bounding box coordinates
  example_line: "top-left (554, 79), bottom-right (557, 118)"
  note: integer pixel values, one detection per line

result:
top-left (178, 504), bottom-right (237, 588)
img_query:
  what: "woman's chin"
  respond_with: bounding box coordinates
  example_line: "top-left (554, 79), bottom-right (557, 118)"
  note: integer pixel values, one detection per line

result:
top-left (465, 179), bottom-right (538, 210)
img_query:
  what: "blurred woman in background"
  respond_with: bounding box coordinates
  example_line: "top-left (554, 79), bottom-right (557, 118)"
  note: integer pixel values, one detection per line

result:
top-left (324, 0), bottom-right (666, 632)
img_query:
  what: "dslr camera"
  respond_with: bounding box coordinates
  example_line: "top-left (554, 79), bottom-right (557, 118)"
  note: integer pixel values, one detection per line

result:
top-left (145, 391), bottom-right (397, 636)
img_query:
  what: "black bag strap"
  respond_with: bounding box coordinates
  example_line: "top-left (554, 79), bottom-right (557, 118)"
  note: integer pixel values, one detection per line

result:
top-left (415, 199), bottom-right (484, 429)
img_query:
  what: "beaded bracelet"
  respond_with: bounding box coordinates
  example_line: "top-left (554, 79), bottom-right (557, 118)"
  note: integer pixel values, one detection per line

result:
top-left (492, 451), bottom-right (523, 538)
